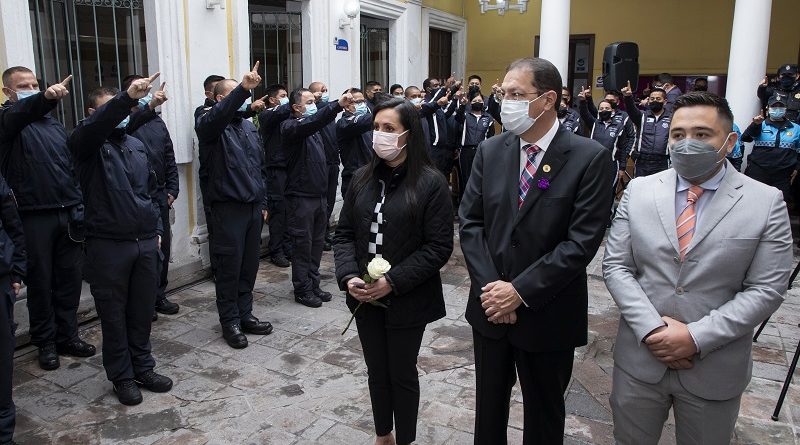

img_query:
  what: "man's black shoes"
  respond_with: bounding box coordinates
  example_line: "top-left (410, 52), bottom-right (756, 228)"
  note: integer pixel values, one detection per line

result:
top-left (38, 343), bottom-right (59, 370)
top-left (222, 324), bottom-right (248, 349)
top-left (155, 298), bottom-right (180, 315)
top-left (134, 369), bottom-right (173, 393)
top-left (270, 255), bottom-right (291, 268)
top-left (241, 315), bottom-right (273, 335)
top-left (57, 339), bottom-right (96, 357)
top-left (313, 289), bottom-right (332, 302)
top-left (113, 379), bottom-right (143, 406)
top-left (295, 292), bottom-right (322, 308)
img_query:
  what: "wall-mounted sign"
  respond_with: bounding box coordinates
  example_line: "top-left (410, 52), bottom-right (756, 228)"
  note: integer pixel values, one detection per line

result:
top-left (334, 38), bottom-right (349, 51)
top-left (595, 75), bottom-right (604, 88)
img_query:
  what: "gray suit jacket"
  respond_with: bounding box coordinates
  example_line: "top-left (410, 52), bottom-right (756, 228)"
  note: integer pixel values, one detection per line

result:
top-left (603, 163), bottom-right (792, 401)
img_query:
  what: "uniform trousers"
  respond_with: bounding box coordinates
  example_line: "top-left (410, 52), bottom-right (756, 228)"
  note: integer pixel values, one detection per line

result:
top-left (286, 196), bottom-right (327, 296)
top-left (0, 276), bottom-right (15, 443)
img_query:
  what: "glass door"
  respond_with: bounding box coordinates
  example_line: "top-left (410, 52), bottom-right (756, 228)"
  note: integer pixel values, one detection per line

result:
top-left (360, 16), bottom-right (390, 89)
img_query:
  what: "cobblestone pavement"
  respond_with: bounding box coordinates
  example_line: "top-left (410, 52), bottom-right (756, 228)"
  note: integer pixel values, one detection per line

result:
top-left (9, 237), bottom-right (800, 444)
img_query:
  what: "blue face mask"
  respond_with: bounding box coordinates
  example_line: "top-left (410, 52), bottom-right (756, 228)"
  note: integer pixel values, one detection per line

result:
top-left (354, 103), bottom-right (369, 116)
top-left (116, 116), bottom-right (130, 129)
top-left (138, 93), bottom-right (153, 109)
top-left (279, 96), bottom-right (289, 106)
top-left (238, 102), bottom-right (249, 113)
top-left (15, 90), bottom-right (38, 101)
top-left (303, 103), bottom-right (318, 117)
top-left (410, 97), bottom-right (423, 106)
top-left (320, 93), bottom-right (329, 103)
top-left (769, 107), bottom-right (786, 120)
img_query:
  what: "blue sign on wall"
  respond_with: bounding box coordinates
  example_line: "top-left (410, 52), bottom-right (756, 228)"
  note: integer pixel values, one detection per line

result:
top-left (334, 38), bottom-right (349, 51)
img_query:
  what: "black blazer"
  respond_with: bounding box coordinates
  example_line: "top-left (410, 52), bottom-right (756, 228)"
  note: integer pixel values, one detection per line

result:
top-left (458, 124), bottom-right (613, 352)
top-left (334, 163), bottom-right (454, 328)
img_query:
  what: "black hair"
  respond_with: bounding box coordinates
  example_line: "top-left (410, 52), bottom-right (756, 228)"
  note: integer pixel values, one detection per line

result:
top-left (468, 74), bottom-right (482, 83)
top-left (372, 92), bottom-right (394, 106)
top-left (2, 66), bottom-right (33, 86)
top-left (87, 86), bottom-right (120, 108)
top-left (649, 88), bottom-right (667, 99)
top-left (121, 74), bottom-right (144, 90)
top-left (389, 84), bottom-right (403, 94)
top-left (422, 78), bottom-right (438, 91)
top-left (604, 90), bottom-right (622, 101)
top-left (672, 91), bottom-right (734, 132)
top-left (288, 88), bottom-right (311, 114)
top-left (349, 98), bottom-right (435, 222)
top-left (506, 57), bottom-right (563, 106)
top-left (404, 86), bottom-right (420, 98)
top-left (656, 73), bottom-right (674, 84)
top-left (203, 75), bottom-right (225, 92)
top-left (265, 83), bottom-right (287, 98)
top-left (346, 87), bottom-right (363, 95)
top-left (365, 81), bottom-right (381, 89)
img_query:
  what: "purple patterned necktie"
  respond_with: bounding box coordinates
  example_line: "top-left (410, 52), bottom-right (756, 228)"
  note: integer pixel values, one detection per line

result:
top-left (518, 144), bottom-right (541, 208)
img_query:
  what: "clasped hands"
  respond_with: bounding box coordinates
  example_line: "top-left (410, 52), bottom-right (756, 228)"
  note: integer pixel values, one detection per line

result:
top-left (644, 316), bottom-right (699, 370)
top-left (346, 277), bottom-right (392, 303)
top-left (480, 280), bottom-right (521, 325)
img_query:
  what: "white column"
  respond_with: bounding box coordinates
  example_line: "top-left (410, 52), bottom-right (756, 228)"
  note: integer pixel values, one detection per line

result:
top-left (725, 0), bottom-right (772, 147)
top-left (0, 0), bottom-right (36, 76)
top-left (538, 0), bottom-right (570, 83)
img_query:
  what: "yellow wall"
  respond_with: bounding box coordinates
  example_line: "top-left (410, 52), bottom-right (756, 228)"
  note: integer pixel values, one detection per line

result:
top-left (464, 0), bottom-right (799, 95)
top-left (423, 0), bottom-right (465, 17)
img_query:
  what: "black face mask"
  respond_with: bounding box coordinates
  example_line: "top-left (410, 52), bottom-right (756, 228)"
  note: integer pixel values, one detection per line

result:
top-left (607, 100), bottom-right (618, 110)
top-left (557, 108), bottom-right (568, 118)
top-left (780, 76), bottom-right (795, 89)
top-left (470, 102), bottom-right (484, 111)
top-left (649, 102), bottom-right (664, 113)
top-left (468, 85), bottom-right (481, 95)
top-left (598, 110), bottom-right (612, 121)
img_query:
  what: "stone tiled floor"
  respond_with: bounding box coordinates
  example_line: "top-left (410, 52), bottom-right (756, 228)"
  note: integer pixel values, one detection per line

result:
top-left (8, 237), bottom-right (800, 444)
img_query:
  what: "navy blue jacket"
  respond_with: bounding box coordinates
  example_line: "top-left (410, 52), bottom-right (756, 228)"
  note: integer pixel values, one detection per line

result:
top-left (317, 101), bottom-right (341, 166)
top-left (0, 93), bottom-right (82, 211)
top-left (258, 103), bottom-right (293, 169)
top-left (195, 85), bottom-right (268, 208)
top-left (624, 95), bottom-right (672, 157)
top-left (0, 174), bottom-right (26, 284)
top-left (421, 88), bottom-right (455, 149)
top-left (455, 104), bottom-right (495, 147)
top-left (281, 102), bottom-right (343, 198)
top-left (336, 110), bottom-right (373, 182)
top-left (69, 91), bottom-right (162, 240)
top-left (578, 100), bottom-right (633, 168)
top-left (559, 108), bottom-right (582, 134)
top-left (127, 108), bottom-right (179, 204)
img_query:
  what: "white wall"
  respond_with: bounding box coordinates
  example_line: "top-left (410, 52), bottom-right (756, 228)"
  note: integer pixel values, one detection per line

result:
top-left (0, 0), bottom-right (36, 83)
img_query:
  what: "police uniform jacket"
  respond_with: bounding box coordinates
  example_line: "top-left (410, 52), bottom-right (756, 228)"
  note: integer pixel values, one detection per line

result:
top-left (758, 82), bottom-right (800, 123)
top-left (281, 101), bottom-right (343, 198)
top-left (578, 100), bottom-right (632, 167)
top-left (421, 88), bottom-right (451, 149)
top-left (455, 104), bottom-right (495, 147)
top-left (317, 101), bottom-right (341, 166)
top-left (127, 108), bottom-right (179, 205)
top-left (195, 85), bottom-right (268, 209)
top-left (258, 102), bottom-right (292, 169)
top-left (0, 93), bottom-right (82, 211)
top-left (0, 175), bottom-right (26, 284)
top-left (336, 110), bottom-right (373, 181)
top-left (559, 108), bottom-right (582, 134)
top-left (68, 91), bottom-right (162, 240)
top-left (624, 95), bottom-right (672, 157)
top-left (742, 119), bottom-right (800, 172)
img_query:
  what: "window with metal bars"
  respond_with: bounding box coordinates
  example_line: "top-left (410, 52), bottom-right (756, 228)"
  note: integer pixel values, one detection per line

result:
top-left (248, 4), bottom-right (303, 100)
top-left (28, 0), bottom-right (148, 130)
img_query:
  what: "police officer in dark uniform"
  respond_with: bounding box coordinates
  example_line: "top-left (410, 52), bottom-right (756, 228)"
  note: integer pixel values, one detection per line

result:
top-left (195, 75), bottom-right (225, 122)
top-left (122, 75), bottom-right (180, 319)
top-left (454, 91), bottom-right (494, 197)
top-left (0, 67), bottom-right (95, 371)
top-left (421, 79), bottom-right (457, 178)
top-left (364, 81), bottom-right (382, 112)
top-left (558, 98), bottom-right (581, 134)
top-left (758, 64), bottom-right (800, 124)
top-left (195, 63), bottom-right (273, 349)
top-left (0, 173), bottom-right (25, 445)
top-left (258, 84), bottom-right (293, 268)
top-left (282, 89), bottom-right (353, 308)
top-left (337, 87), bottom-right (373, 198)
top-left (69, 74), bottom-right (172, 406)
top-left (742, 94), bottom-right (800, 201)
top-left (308, 81), bottom-right (339, 252)
top-left (622, 82), bottom-right (672, 177)
top-left (577, 96), bottom-right (632, 187)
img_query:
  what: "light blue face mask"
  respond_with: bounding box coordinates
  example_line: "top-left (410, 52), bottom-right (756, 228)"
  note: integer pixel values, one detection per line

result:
top-left (303, 103), bottom-right (318, 117)
top-left (238, 101), bottom-right (249, 113)
top-left (410, 97), bottom-right (423, 106)
top-left (15, 90), bottom-right (38, 101)
top-left (279, 96), bottom-right (289, 106)
top-left (769, 107), bottom-right (787, 120)
top-left (320, 93), bottom-right (329, 103)
top-left (138, 93), bottom-right (153, 109)
top-left (116, 116), bottom-right (130, 129)
top-left (354, 103), bottom-right (369, 115)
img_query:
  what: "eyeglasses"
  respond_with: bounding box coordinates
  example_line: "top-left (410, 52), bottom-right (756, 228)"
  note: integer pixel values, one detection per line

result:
top-left (503, 90), bottom-right (541, 100)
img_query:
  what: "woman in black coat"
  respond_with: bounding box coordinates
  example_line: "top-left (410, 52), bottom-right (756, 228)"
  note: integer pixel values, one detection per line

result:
top-left (333, 98), bottom-right (454, 445)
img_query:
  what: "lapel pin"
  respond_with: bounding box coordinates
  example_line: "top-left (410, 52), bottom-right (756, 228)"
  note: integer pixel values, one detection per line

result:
top-left (542, 164), bottom-right (551, 173)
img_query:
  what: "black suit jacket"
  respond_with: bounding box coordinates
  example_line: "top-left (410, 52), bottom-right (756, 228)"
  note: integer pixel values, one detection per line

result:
top-left (458, 124), bottom-right (613, 352)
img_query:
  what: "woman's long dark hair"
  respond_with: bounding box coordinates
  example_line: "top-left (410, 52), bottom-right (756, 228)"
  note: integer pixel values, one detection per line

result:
top-left (348, 97), bottom-right (437, 222)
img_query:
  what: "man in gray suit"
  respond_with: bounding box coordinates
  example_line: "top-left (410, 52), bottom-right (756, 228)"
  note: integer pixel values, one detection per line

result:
top-left (603, 91), bottom-right (793, 444)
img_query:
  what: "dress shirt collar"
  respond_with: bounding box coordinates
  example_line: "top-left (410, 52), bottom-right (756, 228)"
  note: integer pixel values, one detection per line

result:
top-left (676, 163), bottom-right (727, 193)
top-left (519, 118), bottom-right (559, 153)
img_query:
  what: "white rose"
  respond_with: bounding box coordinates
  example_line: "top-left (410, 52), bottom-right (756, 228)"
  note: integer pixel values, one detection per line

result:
top-left (367, 257), bottom-right (392, 280)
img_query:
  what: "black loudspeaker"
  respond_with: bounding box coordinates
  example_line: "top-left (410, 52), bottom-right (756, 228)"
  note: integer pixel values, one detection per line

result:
top-left (603, 42), bottom-right (639, 91)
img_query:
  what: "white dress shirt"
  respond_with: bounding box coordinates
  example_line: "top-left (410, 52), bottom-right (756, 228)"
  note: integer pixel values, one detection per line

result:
top-left (519, 119), bottom-right (560, 176)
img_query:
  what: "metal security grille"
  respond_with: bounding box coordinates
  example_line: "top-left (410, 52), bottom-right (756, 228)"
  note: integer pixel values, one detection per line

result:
top-left (360, 17), bottom-right (390, 90)
top-left (28, 0), bottom-right (148, 129)
top-left (249, 10), bottom-right (302, 100)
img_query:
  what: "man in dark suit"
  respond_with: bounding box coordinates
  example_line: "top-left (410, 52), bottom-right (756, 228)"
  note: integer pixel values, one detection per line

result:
top-left (459, 57), bottom-right (613, 444)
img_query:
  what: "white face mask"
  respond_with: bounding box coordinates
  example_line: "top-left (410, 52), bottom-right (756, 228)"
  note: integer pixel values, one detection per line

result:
top-left (500, 93), bottom-right (546, 135)
top-left (372, 130), bottom-right (409, 161)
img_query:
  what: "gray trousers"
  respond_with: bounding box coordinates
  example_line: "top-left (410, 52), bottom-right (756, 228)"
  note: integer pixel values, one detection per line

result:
top-left (610, 366), bottom-right (741, 445)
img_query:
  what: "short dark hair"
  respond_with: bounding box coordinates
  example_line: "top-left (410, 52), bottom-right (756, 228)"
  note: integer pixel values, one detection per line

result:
top-left (506, 57), bottom-right (562, 106)
top-left (203, 75), bottom-right (225, 92)
top-left (389, 83), bottom-right (403, 94)
top-left (422, 78), bottom-right (439, 91)
top-left (404, 86), bottom-right (420, 97)
top-left (656, 73), bottom-right (673, 84)
top-left (365, 81), bottom-right (381, 89)
top-left (265, 83), bottom-right (287, 99)
top-left (694, 77), bottom-right (708, 84)
top-left (212, 79), bottom-right (237, 98)
top-left (649, 88), bottom-right (667, 98)
top-left (2, 66), bottom-right (34, 86)
top-left (121, 74), bottom-right (144, 90)
top-left (604, 89), bottom-right (622, 101)
top-left (346, 87), bottom-right (363, 95)
top-left (468, 74), bottom-right (482, 83)
top-left (87, 86), bottom-right (119, 108)
top-left (672, 91), bottom-right (734, 132)
top-left (289, 87), bottom-right (310, 107)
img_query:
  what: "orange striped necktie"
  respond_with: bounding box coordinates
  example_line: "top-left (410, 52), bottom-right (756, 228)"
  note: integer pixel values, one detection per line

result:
top-left (677, 185), bottom-right (704, 261)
